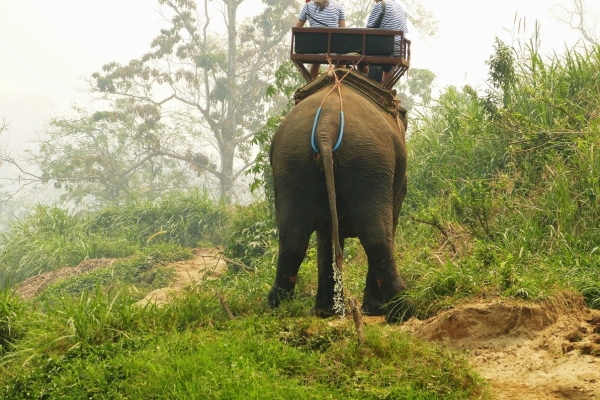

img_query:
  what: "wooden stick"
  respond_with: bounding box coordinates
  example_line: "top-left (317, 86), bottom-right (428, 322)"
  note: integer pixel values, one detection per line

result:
top-left (216, 291), bottom-right (235, 320)
top-left (220, 256), bottom-right (255, 272)
top-left (349, 296), bottom-right (365, 348)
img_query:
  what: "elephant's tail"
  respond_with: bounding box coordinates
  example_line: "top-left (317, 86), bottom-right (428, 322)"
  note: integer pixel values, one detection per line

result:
top-left (318, 141), bottom-right (344, 274)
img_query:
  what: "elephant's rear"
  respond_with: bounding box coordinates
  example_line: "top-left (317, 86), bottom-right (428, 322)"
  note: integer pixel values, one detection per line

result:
top-left (269, 72), bottom-right (409, 321)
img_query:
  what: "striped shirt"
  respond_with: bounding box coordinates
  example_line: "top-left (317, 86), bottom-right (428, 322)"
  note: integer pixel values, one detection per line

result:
top-left (366, 0), bottom-right (408, 55)
top-left (298, 0), bottom-right (345, 28)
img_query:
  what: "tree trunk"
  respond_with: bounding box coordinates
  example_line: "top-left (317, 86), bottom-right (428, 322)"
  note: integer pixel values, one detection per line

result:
top-left (220, 0), bottom-right (238, 204)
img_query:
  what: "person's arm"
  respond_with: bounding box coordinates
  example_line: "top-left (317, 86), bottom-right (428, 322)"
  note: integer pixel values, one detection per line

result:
top-left (295, 19), bottom-right (306, 27)
top-left (365, 2), bottom-right (383, 28)
top-left (339, 6), bottom-right (346, 27)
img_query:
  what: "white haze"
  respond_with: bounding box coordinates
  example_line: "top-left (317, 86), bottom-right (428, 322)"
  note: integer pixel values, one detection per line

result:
top-left (0, 0), bottom-right (597, 215)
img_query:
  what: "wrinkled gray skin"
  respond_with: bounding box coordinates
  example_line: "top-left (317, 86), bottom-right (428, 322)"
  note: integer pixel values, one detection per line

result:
top-left (268, 82), bottom-right (409, 322)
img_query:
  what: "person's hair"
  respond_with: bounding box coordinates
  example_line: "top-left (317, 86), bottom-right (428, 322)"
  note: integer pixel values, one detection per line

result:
top-left (313, 0), bottom-right (329, 11)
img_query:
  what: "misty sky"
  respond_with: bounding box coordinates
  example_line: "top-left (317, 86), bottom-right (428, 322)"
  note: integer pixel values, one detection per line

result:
top-left (0, 0), bottom-right (596, 148)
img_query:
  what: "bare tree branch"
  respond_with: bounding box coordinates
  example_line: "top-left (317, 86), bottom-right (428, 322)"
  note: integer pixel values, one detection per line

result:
top-left (554, 0), bottom-right (599, 46)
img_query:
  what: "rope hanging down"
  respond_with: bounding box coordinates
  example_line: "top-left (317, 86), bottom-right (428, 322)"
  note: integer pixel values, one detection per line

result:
top-left (310, 58), bottom-right (358, 153)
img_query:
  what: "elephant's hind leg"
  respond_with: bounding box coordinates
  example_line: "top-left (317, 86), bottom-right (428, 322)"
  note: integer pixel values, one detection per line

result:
top-left (362, 267), bottom-right (386, 316)
top-left (268, 207), bottom-right (314, 308)
top-left (350, 206), bottom-right (408, 321)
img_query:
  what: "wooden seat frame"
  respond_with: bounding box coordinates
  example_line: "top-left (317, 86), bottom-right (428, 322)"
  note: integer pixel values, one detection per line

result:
top-left (290, 27), bottom-right (411, 89)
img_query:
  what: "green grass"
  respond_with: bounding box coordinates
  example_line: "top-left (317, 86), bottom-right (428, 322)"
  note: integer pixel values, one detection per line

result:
top-left (39, 243), bottom-right (191, 301)
top-left (0, 284), bottom-right (489, 400)
top-left (0, 190), bottom-right (228, 288)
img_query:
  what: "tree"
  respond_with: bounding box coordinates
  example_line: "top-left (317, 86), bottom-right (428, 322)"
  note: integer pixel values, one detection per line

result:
top-left (1, 101), bottom-right (201, 208)
top-left (92, 0), bottom-right (298, 204)
top-left (555, 0), bottom-right (599, 46)
top-left (396, 68), bottom-right (436, 111)
top-left (43, 100), bottom-right (201, 207)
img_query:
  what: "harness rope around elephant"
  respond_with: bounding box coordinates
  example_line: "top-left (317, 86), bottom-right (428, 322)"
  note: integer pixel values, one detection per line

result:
top-left (310, 57), bottom-right (362, 154)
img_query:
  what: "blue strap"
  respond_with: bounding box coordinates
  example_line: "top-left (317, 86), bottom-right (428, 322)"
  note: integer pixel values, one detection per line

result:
top-left (311, 107), bottom-right (322, 153)
top-left (333, 111), bottom-right (344, 151)
top-left (311, 108), bottom-right (345, 153)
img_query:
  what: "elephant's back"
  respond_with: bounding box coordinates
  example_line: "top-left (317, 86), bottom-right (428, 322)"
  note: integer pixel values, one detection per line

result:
top-left (274, 84), bottom-right (401, 144)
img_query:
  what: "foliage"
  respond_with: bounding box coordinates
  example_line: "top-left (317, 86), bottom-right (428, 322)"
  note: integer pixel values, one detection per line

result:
top-left (223, 201), bottom-right (277, 270)
top-left (0, 190), bottom-right (226, 287)
top-left (40, 244), bottom-right (191, 300)
top-left (249, 60), bottom-right (304, 203)
top-left (88, 189), bottom-right (229, 247)
top-left (402, 41), bottom-right (600, 313)
top-left (0, 206), bottom-right (137, 287)
top-left (0, 288), bottom-right (26, 355)
top-left (31, 100), bottom-right (192, 208)
top-left (90, 0), bottom-right (299, 204)
top-left (396, 68), bottom-right (436, 111)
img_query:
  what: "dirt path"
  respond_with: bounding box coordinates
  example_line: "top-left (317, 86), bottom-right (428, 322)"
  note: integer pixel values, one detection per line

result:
top-left (14, 258), bottom-right (117, 300)
top-left (135, 248), bottom-right (228, 306)
top-left (15, 251), bottom-right (600, 399)
top-left (399, 295), bottom-right (600, 400)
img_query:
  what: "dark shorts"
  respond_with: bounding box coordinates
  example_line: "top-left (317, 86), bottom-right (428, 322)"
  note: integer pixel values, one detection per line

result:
top-left (381, 65), bottom-right (393, 73)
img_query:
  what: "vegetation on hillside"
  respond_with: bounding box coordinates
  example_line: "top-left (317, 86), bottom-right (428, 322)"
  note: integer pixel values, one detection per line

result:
top-left (402, 42), bottom-right (600, 313)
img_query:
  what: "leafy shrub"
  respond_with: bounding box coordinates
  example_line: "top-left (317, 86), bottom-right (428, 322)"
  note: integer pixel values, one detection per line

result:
top-left (0, 288), bottom-right (27, 354)
top-left (224, 201), bottom-right (277, 269)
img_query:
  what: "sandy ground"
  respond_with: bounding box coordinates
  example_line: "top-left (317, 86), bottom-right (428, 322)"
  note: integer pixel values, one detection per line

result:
top-left (134, 248), bottom-right (228, 306)
top-left (398, 296), bottom-right (600, 400)
top-left (14, 251), bottom-right (600, 399)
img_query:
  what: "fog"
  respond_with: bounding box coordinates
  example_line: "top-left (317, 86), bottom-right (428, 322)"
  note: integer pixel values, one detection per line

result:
top-left (0, 0), bottom-right (597, 218)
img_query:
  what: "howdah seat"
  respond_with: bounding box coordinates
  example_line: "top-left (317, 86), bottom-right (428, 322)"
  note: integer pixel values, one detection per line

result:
top-left (290, 27), bottom-right (411, 89)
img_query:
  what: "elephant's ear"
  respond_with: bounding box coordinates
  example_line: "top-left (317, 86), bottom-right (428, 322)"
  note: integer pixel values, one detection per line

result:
top-left (398, 106), bottom-right (408, 131)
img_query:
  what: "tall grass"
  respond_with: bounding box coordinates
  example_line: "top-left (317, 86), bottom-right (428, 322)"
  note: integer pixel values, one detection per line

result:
top-left (402, 43), bottom-right (600, 312)
top-left (0, 190), bottom-right (228, 287)
top-left (0, 206), bottom-right (134, 286)
top-left (89, 189), bottom-right (229, 247)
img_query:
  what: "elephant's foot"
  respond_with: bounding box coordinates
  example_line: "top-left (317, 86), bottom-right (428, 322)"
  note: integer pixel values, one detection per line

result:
top-left (311, 298), bottom-right (348, 318)
top-left (361, 292), bottom-right (386, 316)
top-left (363, 289), bottom-right (412, 322)
top-left (310, 306), bottom-right (338, 318)
top-left (268, 285), bottom-right (294, 308)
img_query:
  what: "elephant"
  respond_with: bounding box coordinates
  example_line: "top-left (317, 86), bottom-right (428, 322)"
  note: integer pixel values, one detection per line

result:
top-left (267, 71), bottom-right (409, 322)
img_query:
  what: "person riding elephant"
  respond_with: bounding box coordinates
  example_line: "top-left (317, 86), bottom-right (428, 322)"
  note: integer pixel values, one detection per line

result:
top-left (268, 75), bottom-right (409, 321)
top-left (295, 0), bottom-right (346, 79)
top-left (361, 0), bottom-right (409, 83)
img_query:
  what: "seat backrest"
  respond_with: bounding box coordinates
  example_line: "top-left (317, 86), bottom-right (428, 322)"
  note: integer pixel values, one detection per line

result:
top-left (365, 35), bottom-right (395, 56)
top-left (294, 30), bottom-right (395, 56)
top-left (294, 32), bottom-right (328, 54)
top-left (330, 33), bottom-right (363, 54)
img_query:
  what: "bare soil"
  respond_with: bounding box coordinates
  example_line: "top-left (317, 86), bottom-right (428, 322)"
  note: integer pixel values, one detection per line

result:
top-left (398, 295), bottom-right (600, 400)
top-left (14, 250), bottom-right (600, 399)
top-left (135, 248), bottom-right (228, 306)
top-left (14, 258), bottom-right (117, 300)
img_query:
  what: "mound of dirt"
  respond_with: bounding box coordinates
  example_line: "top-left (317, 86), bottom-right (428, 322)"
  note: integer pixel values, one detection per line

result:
top-left (14, 258), bottom-right (117, 300)
top-left (399, 295), bottom-right (600, 400)
top-left (13, 248), bottom-right (230, 305)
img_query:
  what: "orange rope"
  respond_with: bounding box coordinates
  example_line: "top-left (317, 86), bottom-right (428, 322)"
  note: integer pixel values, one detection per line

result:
top-left (318, 56), bottom-right (363, 110)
